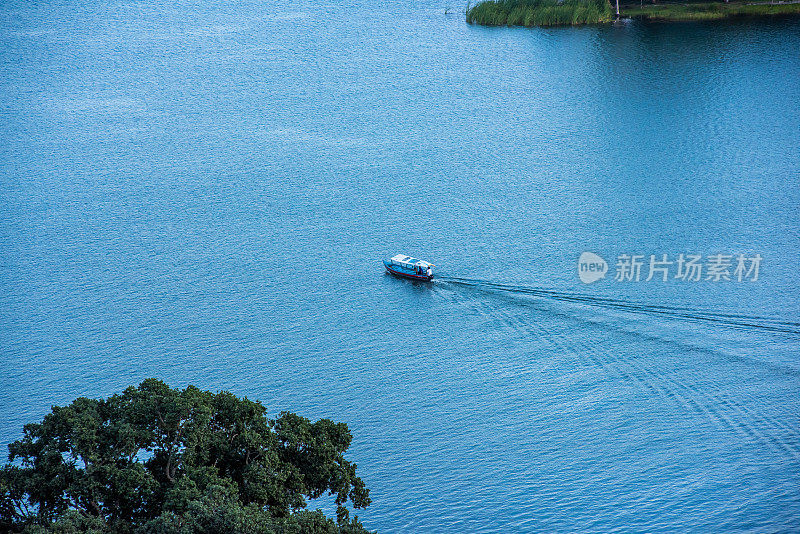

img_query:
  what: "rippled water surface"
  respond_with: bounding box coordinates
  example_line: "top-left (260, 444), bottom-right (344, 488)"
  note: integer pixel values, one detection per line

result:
top-left (1, 1), bottom-right (799, 531)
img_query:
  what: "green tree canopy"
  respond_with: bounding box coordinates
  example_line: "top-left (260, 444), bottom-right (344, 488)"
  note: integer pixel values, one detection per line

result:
top-left (0, 379), bottom-right (372, 534)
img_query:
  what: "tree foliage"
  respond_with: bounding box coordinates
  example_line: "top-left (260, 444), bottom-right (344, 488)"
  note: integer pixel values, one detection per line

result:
top-left (0, 380), bottom-right (372, 534)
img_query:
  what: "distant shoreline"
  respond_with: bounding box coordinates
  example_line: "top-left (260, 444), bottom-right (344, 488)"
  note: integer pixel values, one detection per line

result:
top-left (624, 1), bottom-right (800, 22)
top-left (466, 0), bottom-right (800, 27)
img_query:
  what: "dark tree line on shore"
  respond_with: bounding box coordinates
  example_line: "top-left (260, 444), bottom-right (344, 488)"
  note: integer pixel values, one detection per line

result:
top-left (0, 379), bottom-right (373, 533)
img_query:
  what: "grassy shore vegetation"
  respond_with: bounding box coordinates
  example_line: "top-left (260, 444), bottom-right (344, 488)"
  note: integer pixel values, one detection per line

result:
top-left (623, 1), bottom-right (800, 21)
top-left (466, 0), bottom-right (615, 27)
top-left (466, 0), bottom-right (800, 26)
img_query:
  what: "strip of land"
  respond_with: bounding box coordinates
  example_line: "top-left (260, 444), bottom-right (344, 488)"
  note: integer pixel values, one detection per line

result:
top-left (466, 0), bottom-right (614, 26)
top-left (624, 1), bottom-right (800, 21)
top-left (466, 0), bottom-right (800, 26)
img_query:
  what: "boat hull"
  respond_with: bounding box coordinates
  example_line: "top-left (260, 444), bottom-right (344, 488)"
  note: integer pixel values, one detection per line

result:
top-left (384, 260), bottom-right (433, 281)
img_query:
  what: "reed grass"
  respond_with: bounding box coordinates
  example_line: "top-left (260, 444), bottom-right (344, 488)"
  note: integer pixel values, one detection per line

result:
top-left (623, 1), bottom-right (800, 21)
top-left (467, 0), bottom-right (800, 26)
top-left (466, 0), bottom-right (615, 26)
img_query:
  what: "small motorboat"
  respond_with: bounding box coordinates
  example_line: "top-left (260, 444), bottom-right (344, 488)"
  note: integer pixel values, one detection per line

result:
top-left (384, 254), bottom-right (434, 281)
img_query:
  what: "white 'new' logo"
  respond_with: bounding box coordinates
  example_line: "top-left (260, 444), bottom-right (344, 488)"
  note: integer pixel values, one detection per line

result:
top-left (578, 252), bottom-right (608, 284)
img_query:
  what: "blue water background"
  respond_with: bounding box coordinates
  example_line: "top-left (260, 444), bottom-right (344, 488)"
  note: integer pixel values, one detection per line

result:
top-left (1, 1), bottom-right (799, 531)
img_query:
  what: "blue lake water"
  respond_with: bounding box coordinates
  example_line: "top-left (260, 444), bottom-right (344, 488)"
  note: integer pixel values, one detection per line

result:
top-left (1, 0), bottom-right (799, 531)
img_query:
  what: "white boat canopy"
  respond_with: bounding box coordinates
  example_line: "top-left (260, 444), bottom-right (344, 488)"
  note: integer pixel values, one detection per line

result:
top-left (390, 254), bottom-right (434, 269)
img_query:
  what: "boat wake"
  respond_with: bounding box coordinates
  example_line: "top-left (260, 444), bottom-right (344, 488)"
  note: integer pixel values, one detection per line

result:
top-left (436, 276), bottom-right (800, 336)
top-left (434, 277), bottom-right (800, 460)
